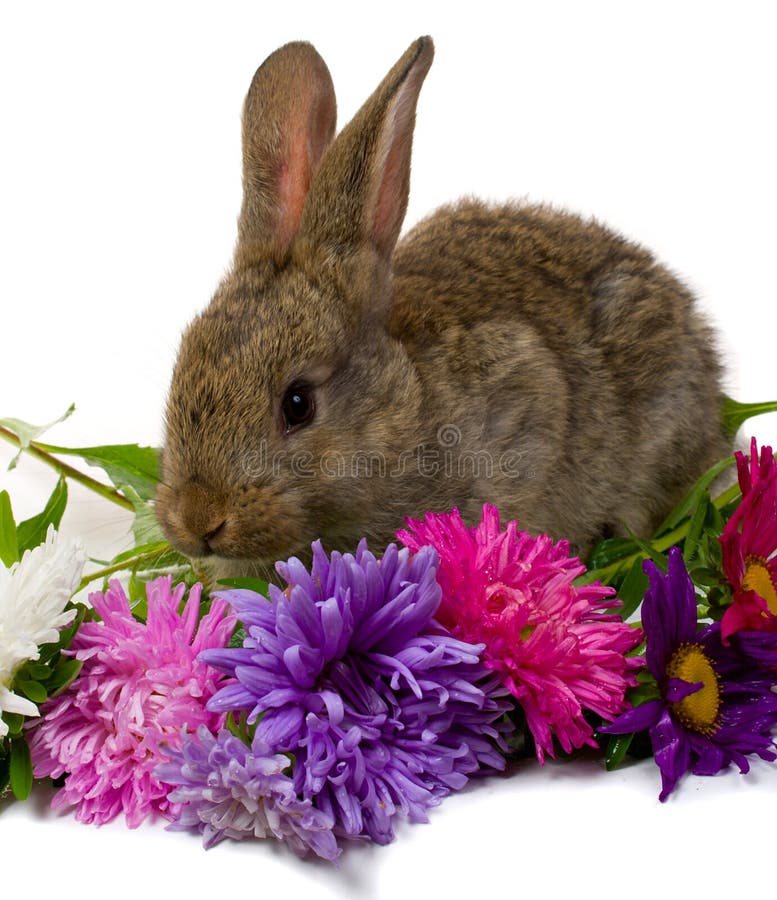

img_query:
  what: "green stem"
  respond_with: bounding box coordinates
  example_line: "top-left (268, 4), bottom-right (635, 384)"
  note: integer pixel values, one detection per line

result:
top-left (77, 547), bottom-right (174, 592)
top-left (0, 425), bottom-right (133, 511)
top-left (581, 480), bottom-right (742, 585)
top-left (740, 400), bottom-right (777, 418)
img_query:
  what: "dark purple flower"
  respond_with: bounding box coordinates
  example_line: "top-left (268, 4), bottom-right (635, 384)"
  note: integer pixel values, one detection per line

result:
top-left (156, 725), bottom-right (340, 861)
top-left (201, 540), bottom-right (511, 844)
top-left (600, 547), bottom-right (777, 800)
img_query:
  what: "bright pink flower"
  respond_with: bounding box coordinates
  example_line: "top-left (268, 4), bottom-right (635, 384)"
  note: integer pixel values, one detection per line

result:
top-left (720, 439), bottom-right (777, 641)
top-left (28, 577), bottom-right (235, 827)
top-left (398, 504), bottom-right (643, 763)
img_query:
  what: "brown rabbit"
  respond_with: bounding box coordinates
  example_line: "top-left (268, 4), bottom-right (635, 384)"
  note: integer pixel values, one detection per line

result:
top-left (156, 37), bottom-right (730, 576)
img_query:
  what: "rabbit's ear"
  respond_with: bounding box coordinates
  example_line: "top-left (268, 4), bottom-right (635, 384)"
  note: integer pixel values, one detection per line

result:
top-left (297, 37), bottom-right (433, 261)
top-left (236, 42), bottom-right (336, 261)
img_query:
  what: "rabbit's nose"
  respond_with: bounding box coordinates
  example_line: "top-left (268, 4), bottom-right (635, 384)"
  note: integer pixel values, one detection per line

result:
top-left (202, 519), bottom-right (227, 552)
top-left (169, 482), bottom-right (229, 556)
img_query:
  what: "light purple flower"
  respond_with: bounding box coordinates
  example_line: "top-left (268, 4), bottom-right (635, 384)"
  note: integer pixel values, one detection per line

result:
top-left (202, 540), bottom-right (511, 845)
top-left (156, 725), bottom-right (340, 861)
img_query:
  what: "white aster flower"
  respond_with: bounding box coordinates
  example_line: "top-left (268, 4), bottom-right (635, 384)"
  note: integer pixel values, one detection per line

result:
top-left (0, 525), bottom-right (86, 736)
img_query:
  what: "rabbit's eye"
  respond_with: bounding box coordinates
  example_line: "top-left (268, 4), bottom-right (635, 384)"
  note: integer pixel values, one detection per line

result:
top-left (281, 383), bottom-right (316, 434)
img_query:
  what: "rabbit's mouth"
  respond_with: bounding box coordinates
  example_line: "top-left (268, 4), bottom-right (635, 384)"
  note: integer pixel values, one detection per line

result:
top-left (203, 554), bottom-right (284, 586)
top-left (155, 479), bottom-right (313, 567)
top-left (186, 539), bottom-right (318, 588)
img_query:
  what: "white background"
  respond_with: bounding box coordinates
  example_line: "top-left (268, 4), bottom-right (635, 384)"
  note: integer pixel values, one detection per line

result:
top-left (1, 1), bottom-right (776, 898)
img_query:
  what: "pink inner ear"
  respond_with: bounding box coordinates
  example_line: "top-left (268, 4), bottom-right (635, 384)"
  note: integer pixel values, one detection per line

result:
top-left (370, 73), bottom-right (421, 259)
top-left (372, 131), bottom-right (408, 259)
top-left (275, 130), bottom-right (312, 253)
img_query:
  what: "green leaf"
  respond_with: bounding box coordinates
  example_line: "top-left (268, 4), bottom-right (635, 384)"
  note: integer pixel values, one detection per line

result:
top-left (2, 713), bottom-right (24, 736)
top-left (683, 493), bottom-right (711, 565)
top-left (604, 732), bottom-right (635, 771)
top-left (721, 396), bottom-right (777, 438)
top-left (38, 605), bottom-right (89, 662)
top-left (121, 485), bottom-right (166, 546)
top-left (110, 540), bottom-right (171, 566)
top-left (21, 663), bottom-right (51, 681)
top-left (224, 711), bottom-right (241, 739)
top-left (14, 680), bottom-right (47, 705)
top-left (600, 672), bottom-right (658, 770)
top-left (228, 624), bottom-right (247, 648)
top-left (586, 537), bottom-right (641, 571)
top-left (224, 709), bottom-right (256, 744)
top-left (58, 605), bottom-right (87, 647)
top-left (15, 477), bottom-right (68, 552)
top-left (108, 540), bottom-right (187, 574)
top-left (0, 490), bottom-right (19, 566)
top-left (616, 556), bottom-right (650, 622)
top-left (0, 740), bottom-right (9, 796)
top-left (9, 737), bottom-right (33, 801)
top-left (217, 577), bottom-right (270, 596)
top-left (46, 658), bottom-right (82, 697)
top-left (707, 500), bottom-right (726, 534)
top-left (700, 531), bottom-right (723, 568)
top-left (705, 583), bottom-right (734, 616)
top-left (717, 496), bottom-right (741, 524)
top-left (0, 404), bottom-right (75, 470)
top-left (689, 566), bottom-right (723, 588)
top-left (281, 752), bottom-right (295, 777)
top-left (35, 442), bottom-right (160, 500)
top-left (654, 455), bottom-right (736, 537)
top-left (623, 530), bottom-right (668, 571)
top-left (128, 573), bottom-right (149, 620)
top-left (625, 682), bottom-right (660, 706)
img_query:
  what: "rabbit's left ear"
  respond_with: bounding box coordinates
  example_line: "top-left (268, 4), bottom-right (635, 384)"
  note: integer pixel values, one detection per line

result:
top-left (237, 42), bottom-right (337, 262)
top-left (297, 37), bottom-right (434, 261)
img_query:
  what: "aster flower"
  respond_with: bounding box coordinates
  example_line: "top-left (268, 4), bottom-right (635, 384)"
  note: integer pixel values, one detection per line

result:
top-left (28, 577), bottom-right (235, 827)
top-left (600, 547), bottom-right (777, 801)
top-left (0, 526), bottom-right (86, 736)
top-left (397, 504), bottom-right (643, 764)
top-left (202, 540), bottom-right (510, 845)
top-left (720, 438), bottom-right (777, 641)
top-left (156, 725), bottom-right (340, 861)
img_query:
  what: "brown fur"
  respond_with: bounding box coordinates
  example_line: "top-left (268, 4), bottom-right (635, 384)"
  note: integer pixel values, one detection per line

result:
top-left (156, 37), bottom-right (729, 576)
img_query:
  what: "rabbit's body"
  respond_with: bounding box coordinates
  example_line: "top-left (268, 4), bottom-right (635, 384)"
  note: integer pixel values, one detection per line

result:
top-left (156, 38), bottom-right (729, 573)
top-left (390, 198), bottom-right (728, 550)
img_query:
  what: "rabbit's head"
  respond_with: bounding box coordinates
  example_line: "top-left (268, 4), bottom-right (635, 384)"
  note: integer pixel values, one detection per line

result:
top-left (156, 38), bottom-right (434, 567)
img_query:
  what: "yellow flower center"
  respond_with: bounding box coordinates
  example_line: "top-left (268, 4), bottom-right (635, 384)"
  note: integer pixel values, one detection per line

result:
top-left (742, 556), bottom-right (777, 614)
top-left (665, 643), bottom-right (721, 736)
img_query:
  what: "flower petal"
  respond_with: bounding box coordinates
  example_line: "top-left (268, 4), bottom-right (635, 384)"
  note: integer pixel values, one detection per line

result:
top-left (664, 677), bottom-right (703, 703)
top-left (650, 708), bottom-right (691, 802)
top-left (598, 699), bottom-right (664, 735)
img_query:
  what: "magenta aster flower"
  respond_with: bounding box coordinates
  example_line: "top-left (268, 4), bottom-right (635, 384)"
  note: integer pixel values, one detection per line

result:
top-left (600, 548), bottom-right (777, 800)
top-left (720, 439), bottom-right (777, 641)
top-left (28, 577), bottom-right (235, 827)
top-left (157, 725), bottom-right (340, 861)
top-left (397, 504), bottom-right (643, 763)
top-left (202, 540), bottom-right (511, 845)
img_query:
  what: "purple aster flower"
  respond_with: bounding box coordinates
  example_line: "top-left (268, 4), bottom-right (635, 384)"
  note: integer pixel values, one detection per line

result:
top-left (600, 547), bottom-right (777, 801)
top-left (156, 725), bottom-right (340, 862)
top-left (201, 540), bottom-right (511, 845)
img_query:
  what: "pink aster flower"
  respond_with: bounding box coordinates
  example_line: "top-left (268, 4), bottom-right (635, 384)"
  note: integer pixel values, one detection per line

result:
top-left (398, 504), bottom-right (643, 763)
top-left (27, 577), bottom-right (235, 827)
top-left (720, 438), bottom-right (777, 642)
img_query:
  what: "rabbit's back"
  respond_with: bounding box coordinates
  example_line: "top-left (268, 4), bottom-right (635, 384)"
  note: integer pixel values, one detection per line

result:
top-left (391, 199), bottom-right (729, 548)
